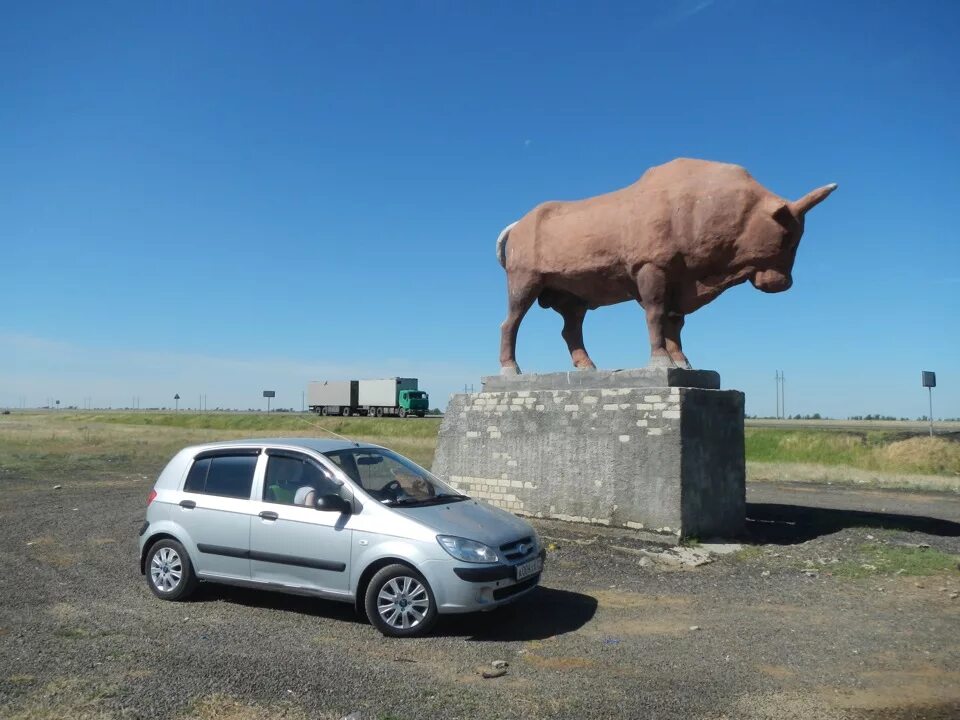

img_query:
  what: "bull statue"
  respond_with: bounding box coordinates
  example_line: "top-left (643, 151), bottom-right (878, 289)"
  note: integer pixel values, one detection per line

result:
top-left (496, 158), bottom-right (837, 374)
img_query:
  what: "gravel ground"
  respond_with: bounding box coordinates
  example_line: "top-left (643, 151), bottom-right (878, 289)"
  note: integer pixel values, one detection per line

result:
top-left (1, 471), bottom-right (959, 720)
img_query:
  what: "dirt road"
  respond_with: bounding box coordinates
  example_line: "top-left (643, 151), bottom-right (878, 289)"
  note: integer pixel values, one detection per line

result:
top-left (1, 469), bottom-right (958, 719)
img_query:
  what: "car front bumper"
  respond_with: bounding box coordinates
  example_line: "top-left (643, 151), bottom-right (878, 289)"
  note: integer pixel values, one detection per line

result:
top-left (421, 550), bottom-right (545, 614)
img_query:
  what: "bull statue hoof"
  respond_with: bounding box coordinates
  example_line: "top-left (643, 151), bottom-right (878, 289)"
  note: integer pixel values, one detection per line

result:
top-left (646, 353), bottom-right (676, 369)
top-left (500, 365), bottom-right (521, 376)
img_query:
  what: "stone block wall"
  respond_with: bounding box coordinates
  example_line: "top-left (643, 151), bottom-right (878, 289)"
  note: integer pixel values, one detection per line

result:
top-left (432, 378), bottom-right (744, 539)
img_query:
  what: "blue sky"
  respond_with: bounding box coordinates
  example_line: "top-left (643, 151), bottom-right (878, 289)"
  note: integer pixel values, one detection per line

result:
top-left (2, 1), bottom-right (958, 417)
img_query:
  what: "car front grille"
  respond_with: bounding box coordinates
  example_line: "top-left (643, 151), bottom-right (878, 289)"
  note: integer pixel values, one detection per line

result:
top-left (500, 536), bottom-right (535, 562)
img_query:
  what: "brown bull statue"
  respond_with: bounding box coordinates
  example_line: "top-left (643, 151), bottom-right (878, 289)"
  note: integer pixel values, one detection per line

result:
top-left (496, 158), bottom-right (837, 374)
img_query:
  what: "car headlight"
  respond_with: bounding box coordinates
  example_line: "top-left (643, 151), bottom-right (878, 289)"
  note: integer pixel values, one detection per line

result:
top-left (437, 535), bottom-right (500, 563)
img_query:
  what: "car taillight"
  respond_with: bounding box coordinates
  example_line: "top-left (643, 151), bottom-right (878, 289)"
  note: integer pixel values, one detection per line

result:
top-left (147, 489), bottom-right (157, 506)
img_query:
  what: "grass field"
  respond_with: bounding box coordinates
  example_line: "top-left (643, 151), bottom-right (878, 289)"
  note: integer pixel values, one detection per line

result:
top-left (1, 411), bottom-right (958, 492)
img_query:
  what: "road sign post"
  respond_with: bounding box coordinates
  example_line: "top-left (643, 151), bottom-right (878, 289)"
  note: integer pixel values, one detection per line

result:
top-left (174, 393), bottom-right (180, 412)
top-left (921, 371), bottom-right (936, 437)
top-left (263, 390), bottom-right (275, 413)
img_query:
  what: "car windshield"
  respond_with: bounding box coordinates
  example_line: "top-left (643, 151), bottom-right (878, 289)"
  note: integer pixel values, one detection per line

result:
top-left (322, 447), bottom-right (467, 507)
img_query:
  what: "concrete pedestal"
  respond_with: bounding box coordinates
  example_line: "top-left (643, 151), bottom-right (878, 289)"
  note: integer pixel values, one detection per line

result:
top-left (431, 369), bottom-right (745, 540)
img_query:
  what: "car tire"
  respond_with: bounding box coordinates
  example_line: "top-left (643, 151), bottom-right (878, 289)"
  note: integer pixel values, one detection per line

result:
top-left (364, 564), bottom-right (438, 638)
top-left (145, 539), bottom-right (198, 601)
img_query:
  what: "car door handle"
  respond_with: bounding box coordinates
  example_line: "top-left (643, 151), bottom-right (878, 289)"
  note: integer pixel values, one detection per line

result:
top-left (179, 500), bottom-right (196, 509)
top-left (259, 511), bottom-right (278, 521)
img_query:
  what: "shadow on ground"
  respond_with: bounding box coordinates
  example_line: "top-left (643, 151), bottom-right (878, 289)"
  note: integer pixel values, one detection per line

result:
top-left (192, 584), bottom-right (365, 624)
top-left (190, 584), bottom-right (596, 641)
top-left (438, 586), bottom-right (597, 641)
top-left (746, 502), bottom-right (960, 545)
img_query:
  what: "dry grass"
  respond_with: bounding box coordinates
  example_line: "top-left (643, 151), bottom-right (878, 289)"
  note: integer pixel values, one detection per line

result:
top-left (0, 676), bottom-right (119, 720)
top-left (182, 694), bottom-right (318, 720)
top-left (0, 413), bottom-right (438, 483)
top-left (3, 412), bottom-right (958, 495)
top-left (25, 536), bottom-right (79, 569)
top-left (878, 436), bottom-right (960, 475)
top-left (747, 461), bottom-right (960, 493)
top-left (746, 428), bottom-right (960, 478)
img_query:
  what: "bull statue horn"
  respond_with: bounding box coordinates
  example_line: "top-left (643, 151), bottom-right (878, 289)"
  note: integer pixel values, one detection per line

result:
top-left (791, 182), bottom-right (838, 216)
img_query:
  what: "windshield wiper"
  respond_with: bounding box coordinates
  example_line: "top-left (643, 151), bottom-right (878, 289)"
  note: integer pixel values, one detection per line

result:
top-left (387, 493), bottom-right (470, 507)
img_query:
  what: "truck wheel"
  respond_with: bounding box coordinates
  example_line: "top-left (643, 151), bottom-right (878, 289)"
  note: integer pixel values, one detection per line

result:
top-left (341, 406), bottom-right (352, 417)
top-left (417, 411), bottom-right (425, 418)
top-left (320, 407), bottom-right (328, 416)
top-left (376, 407), bottom-right (384, 418)
top-left (399, 408), bottom-right (407, 418)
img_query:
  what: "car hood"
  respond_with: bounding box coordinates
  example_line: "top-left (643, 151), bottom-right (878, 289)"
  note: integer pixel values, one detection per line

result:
top-left (394, 499), bottom-right (534, 549)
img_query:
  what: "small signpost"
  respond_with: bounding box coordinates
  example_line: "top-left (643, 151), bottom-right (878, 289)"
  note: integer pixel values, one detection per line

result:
top-left (263, 390), bottom-right (276, 413)
top-left (174, 393), bottom-right (180, 412)
top-left (921, 371), bottom-right (936, 437)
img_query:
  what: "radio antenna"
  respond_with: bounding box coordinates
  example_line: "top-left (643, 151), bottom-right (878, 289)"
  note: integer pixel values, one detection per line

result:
top-left (292, 415), bottom-right (360, 447)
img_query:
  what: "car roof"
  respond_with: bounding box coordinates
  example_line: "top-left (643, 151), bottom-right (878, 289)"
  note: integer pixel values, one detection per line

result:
top-left (190, 437), bottom-right (376, 454)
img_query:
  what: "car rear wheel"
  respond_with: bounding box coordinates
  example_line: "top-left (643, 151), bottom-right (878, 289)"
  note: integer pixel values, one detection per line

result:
top-left (364, 564), bottom-right (437, 637)
top-left (146, 539), bottom-right (198, 601)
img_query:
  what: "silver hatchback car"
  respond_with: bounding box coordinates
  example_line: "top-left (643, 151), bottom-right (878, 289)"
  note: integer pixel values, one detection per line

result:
top-left (138, 438), bottom-right (544, 636)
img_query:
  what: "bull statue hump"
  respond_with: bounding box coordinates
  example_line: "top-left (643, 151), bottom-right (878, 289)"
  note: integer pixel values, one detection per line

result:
top-left (497, 158), bottom-right (837, 374)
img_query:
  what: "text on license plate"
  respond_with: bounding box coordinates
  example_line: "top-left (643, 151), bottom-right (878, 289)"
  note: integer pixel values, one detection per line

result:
top-left (515, 557), bottom-right (543, 580)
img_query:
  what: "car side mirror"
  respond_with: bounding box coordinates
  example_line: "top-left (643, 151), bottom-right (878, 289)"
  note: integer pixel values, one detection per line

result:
top-left (315, 493), bottom-right (351, 514)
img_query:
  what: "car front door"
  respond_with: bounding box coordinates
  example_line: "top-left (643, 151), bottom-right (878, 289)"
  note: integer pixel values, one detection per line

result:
top-left (249, 450), bottom-right (353, 595)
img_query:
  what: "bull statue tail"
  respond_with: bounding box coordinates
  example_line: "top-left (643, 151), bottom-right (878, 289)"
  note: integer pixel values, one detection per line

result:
top-left (496, 221), bottom-right (518, 268)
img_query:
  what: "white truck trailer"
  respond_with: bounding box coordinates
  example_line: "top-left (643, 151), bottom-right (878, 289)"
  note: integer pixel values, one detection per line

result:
top-left (307, 380), bottom-right (359, 416)
top-left (359, 377), bottom-right (427, 418)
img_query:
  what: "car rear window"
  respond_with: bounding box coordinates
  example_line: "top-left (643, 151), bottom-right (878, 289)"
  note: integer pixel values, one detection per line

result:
top-left (183, 455), bottom-right (257, 499)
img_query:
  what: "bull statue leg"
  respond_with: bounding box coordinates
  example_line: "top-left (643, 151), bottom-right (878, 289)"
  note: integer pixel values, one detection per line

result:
top-left (548, 291), bottom-right (596, 370)
top-left (499, 271), bottom-right (541, 375)
top-left (635, 264), bottom-right (675, 368)
top-left (664, 313), bottom-right (692, 369)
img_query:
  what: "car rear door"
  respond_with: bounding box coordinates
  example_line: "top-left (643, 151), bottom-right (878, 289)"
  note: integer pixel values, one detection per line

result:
top-left (176, 448), bottom-right (261, 580)
top-left (248, 450), bottom-right (353, 594)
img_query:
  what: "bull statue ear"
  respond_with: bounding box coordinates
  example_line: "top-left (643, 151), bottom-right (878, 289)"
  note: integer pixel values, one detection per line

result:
top-left (791, 183), bottom-right (838, 216)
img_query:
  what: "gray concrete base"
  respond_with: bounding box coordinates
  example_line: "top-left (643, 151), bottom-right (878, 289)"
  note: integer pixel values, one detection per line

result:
top-left (432, 370), bottom-right (745, 540)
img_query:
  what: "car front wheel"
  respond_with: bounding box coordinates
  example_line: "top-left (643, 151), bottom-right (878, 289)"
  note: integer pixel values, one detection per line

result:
top-left (145, 539), bottom-right (198, 601)
top-left (364, 564), bottom-right (437, 637)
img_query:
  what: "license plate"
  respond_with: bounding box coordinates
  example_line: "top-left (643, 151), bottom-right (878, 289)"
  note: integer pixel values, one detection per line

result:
top-left (515, 556), bottom-right (542, 580)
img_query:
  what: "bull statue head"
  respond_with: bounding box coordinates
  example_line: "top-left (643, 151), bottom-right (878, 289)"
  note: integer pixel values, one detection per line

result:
top-left (750, 182), bottom-right (838, 294)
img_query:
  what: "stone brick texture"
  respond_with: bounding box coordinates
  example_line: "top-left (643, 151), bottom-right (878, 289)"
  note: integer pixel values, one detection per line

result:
top-left (432, 381), bottom-right (745, 539)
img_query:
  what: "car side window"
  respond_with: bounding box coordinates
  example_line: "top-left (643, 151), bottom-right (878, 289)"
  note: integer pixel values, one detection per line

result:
top-left (264, 455), bottom-right (339, 506)
top-left (183, 454), bottom-right (256, 499)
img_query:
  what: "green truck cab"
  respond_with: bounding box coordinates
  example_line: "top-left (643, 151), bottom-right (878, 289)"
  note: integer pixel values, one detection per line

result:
top-left (399, 390), bottom-right (429, 417)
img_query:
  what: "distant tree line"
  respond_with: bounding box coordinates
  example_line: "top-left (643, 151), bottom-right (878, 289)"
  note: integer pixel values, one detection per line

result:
top-left (746, 413), bottom-right (826, 420)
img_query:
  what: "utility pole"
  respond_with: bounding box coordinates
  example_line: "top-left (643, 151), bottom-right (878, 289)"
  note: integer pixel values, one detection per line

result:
top-left (781, 370), bottom-right (786, 420)
top-left (775, 371), bottom-right (780, 419)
